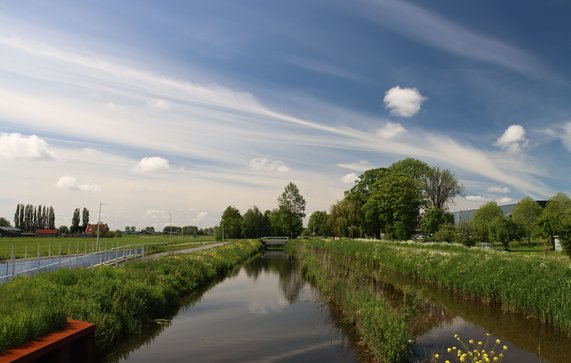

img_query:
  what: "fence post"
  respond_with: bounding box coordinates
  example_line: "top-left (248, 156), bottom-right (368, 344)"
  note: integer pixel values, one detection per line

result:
top-left (37, 241), bottom-right (41, 270)
top-left (11, 241), bottom-right (15, 277)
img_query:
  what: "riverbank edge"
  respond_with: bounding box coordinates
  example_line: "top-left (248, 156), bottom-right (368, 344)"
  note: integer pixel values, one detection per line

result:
top-left (293, 239), bottom-right (571, 334)
top-left (0, 240), bottom-right (263, 355)
top-left (295, 242), bottom-right (416, 363)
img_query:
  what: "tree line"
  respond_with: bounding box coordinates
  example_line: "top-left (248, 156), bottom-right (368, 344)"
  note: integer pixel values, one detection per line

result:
top-left (307, 158), bottom-right (463, 241)
top-left (215, 182), bottom-right (306, 239)
top-left (13, 204), bottom-right (56, 231)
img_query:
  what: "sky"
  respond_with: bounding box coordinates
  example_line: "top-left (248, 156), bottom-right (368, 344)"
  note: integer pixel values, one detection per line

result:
top-left (1, 0), bottom-right (570, 231)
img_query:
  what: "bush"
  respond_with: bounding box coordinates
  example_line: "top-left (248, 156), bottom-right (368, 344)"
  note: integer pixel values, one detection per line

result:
top-left (455, 221), bottom-right (474, 247)
top-left (434, 224), bottom-right (455, 242)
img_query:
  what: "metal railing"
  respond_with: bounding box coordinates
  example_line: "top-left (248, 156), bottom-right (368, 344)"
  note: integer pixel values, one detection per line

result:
top-left (0, 244), bottom-right (145, 284)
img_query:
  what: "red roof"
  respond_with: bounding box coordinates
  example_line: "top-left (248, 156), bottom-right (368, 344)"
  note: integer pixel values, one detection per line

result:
top-left (85, 224), bottom-right (109, 234)
top-left (35, 229), bottom-right (59, 235)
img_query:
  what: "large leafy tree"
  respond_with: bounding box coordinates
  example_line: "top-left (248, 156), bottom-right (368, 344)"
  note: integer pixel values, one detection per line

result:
top-left (472, 202), bottom-right (502, 242)
top-left (329, 198), bottom-right (359, 237)
top-left (511, 196), bottom-right (543, 246)
top-left (307, 210), bottom-right (329, 237)
top-left (0, 217), bottom-right (10, 227)
top-left (277, 182), bottom-right (306, 238)
top-left (368, 172), bottom-right (423, 240)
top-left (241, 206), bottom-right (269, 238)
top-left (346, 168), bottom-right (388, 238)
top-left (423, 167), bottom-right (464, 210)
top-left (535, 193), bottom-right (571, 250)
top-left (491, 215), bottom-right (521, 250)
top-left (220, 205), bottom-right (243, 239)
top-left (387, 158), bottom-right (431, 180)
top-left (420, 207), bottom-right (454, 240)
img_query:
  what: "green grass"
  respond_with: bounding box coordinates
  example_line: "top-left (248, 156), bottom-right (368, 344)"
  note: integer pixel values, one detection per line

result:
top-left (0, 235), bottom-right (215, 260)
top-left (298, 239), bottom-right (571, 334)
top-left (0, 240), bottom-right (262, 355)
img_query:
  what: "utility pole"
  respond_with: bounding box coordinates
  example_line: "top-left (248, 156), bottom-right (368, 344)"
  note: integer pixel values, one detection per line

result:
top-left (96, 203), bottom-right (105, 251)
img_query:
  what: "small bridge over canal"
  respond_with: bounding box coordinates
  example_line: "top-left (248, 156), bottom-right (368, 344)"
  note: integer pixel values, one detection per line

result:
top-left (261, 237), bottom-right (288, 249)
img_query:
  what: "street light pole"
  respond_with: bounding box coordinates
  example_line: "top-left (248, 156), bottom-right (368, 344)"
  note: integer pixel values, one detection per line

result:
top-left (96, 203), bottom-right (105, 251)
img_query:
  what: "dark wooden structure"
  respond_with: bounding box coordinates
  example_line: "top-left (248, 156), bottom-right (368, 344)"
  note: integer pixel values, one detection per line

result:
top-left (0, 319), bottom-right (95, 363)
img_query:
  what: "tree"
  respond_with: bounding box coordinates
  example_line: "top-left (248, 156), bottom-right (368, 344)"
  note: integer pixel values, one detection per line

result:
top-left (472, 202), bottom-right (502, 242)
top-left (81, 207), bottom-right (90, 233)
top-left (241, 206), bottom-right (267, 238)
top-left (0, 217), bottom-right (10, 227)
top-left (48, 206), bottom-right (56, 229)
top-left (420, 207), bottom-right (454, 240)
top-left (368, 172), bottom-right (423, 240)
top-left (455, 221), bottom-right (474, 247)
top-left (536, 193), bottom-right (571, 250)
top-left (71, 208), bottom-right (81, 234)
top-left (387, 158), bottom-right (431, 180)
top-left (307, 210), bottom-right (329, 237)
top-left (423, 167), bottom-right (464, 210)
top-left (491, 216), bottom-right (521, 250)
top-left (58, 225), bottom-right (69, 235)
top-left (433, 224), bottom-right (455, 242)
top-left (329, 198), bottom-right (359, 237)
top-left (511, 197), bottom-right (543, 246)
top-left (220, 205), bottom-right (243, 239)
top-left (346, 168), bottom-right (388, 238)
top-left (144, 226), bottom-right (155, 232)
top-left (278, 182), bottom-right (306, 238)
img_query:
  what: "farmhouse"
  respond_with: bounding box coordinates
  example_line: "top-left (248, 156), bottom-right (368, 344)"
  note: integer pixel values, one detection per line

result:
top-left (0, 227), bottom-right (22, 237)
top-left (85, 223), bottom-right (109, 234)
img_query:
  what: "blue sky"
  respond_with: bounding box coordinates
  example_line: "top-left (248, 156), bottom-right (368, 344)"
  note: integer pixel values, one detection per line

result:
top-left (1, 0), bottom-right (570, 229)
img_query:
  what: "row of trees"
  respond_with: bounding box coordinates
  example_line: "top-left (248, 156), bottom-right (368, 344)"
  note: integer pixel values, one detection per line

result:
top-left (307, 158), bottom-right (463, 240)
top-left (452, 194), bottom-right (571, 253)
top-left (161, 226), bottom-right (215, 236)
top-left (215, 182), bottom-right (306, 239)
top-left (13, 204), bottom-right (56, 231)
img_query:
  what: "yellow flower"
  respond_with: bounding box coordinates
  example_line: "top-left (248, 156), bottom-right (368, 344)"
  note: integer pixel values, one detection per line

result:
top-left (469, 339), bottom-right (474, 344)
top-left (503, 345), bottom-right (508, 350)
top-left (434, 353), bottom-right (440, 359)
top-left (495, 339), bottom-right (501, 344)
top-left (447, 348), bottom-right (452, 353)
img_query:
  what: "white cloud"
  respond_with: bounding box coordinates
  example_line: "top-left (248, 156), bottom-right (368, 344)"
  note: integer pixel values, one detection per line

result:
top-left (337, 160), bottom-right (372, 172)
top-left (135, 157), bottom-right (170, 172)
top-left (248, 157), bottom-right (290, 173)
top-left (496, 197), bottom-right (513, 204)
top-left (383, 86), bottom-right (427, 117)
top-left (465, 195), bottom-right (485, 201)
top-left (546, 122), bottom-right (571, 153)
top-left (376, 122), bottom-right (406, 139)
top-left (496, 124), bottom-right (528, 153)
top-left (55, 175), bottom-right (101, 192)
top-left (146, 98), bottom-right (171, 111)
top-left (486, 186), bottom-right (510, 193)
top-left (341, 172), bottom-right (359, 184)
top-left (0, 133), bottom-right (53, 159)
top-left (193, 211), bottom-right (208, 222)
top-left (146, 209), bottom-right (166, 215)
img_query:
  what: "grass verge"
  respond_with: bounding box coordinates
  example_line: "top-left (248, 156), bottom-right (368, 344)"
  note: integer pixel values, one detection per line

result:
top-left (0, 240), bottom-right (262, 355)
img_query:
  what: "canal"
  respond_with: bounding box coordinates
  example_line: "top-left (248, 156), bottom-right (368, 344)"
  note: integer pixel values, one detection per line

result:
top-left (104, 250), bottom-right (569, 362)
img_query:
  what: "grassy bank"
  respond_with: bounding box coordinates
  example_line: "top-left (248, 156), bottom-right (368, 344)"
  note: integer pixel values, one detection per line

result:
top-left (0, 240), bottom-right (262, 355)
top-left (300, 239), bottom-right (571, 333)
top-left (295, 242), bottom-right (417, 363)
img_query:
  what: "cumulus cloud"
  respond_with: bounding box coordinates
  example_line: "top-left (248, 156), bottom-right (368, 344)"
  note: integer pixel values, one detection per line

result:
top-left (465, 195), bottom-right (485, 201)
top-left (248, 157), bottom-right (290, 172)
top-left (341, 172), bottom-right (359, 184)
top-left (146, 98), bottom-right (171, 111)
top-left (337, 160), bottom-right (372, 172)
top-left (0, 133), bottom-right (53, 159)
top-left (55, 176), bottom-right (101, 192)
top-left (496, 124), bottom-right (528, 153)
top-left (383, 86), bottom-right (427, 117)
top-left (193, 211), bottom-right (208, 222)
top-left (496, 197), bottom-right (513, 204)
top-left (376, 122), bottom-right (406, 139)
top-left (135, 157), bottom-right (170, 172)
top-left (486, 186), bottom-right (510, 193)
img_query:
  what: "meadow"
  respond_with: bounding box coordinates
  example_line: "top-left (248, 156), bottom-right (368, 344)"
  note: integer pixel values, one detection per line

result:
top-left (0, 235), bottom-right (215, 261)
top-left (0, 240), bottom-right (262, 355)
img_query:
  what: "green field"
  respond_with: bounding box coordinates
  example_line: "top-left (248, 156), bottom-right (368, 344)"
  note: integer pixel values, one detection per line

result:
top-left (0, 235), bottom-right (216, 261)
